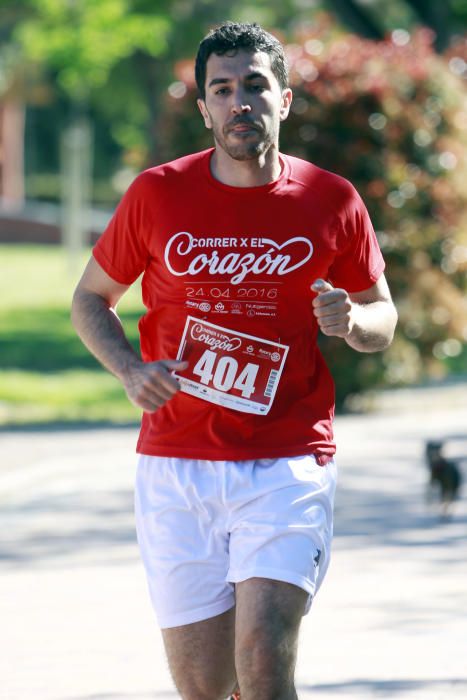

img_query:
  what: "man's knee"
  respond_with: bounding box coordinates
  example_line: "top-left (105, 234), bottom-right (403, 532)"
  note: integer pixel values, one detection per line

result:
top-left (162, 609), bottom-right (237, 700)
top-left (167, 649), bottom-right (237, 700)
top-left (238, 626), bottom-right (297, 669)
top-left (175, 673), bottom-right (237, 700)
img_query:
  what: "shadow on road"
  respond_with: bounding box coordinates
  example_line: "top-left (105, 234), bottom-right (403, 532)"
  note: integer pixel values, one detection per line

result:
top-left (299, 677), bottom-right (467, 695)
top-left (1, 487), bottom-right (137, 570)
top-left (65, 693), bottom-right (177, 700)
top-left (334, 480), bottom-right (467, 546)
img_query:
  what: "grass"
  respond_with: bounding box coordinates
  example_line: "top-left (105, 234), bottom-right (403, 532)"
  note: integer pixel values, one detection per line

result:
top-left (0, 244), bottom-right (143, 426)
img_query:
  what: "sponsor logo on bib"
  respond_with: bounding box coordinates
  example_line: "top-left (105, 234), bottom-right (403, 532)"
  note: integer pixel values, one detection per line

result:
top-left (190, 322), bottom-right (242, 352)
top-left (164, 232), bottom-right (314, 285)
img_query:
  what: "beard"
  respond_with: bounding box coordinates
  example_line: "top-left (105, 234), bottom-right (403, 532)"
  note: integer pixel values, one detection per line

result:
top-left (211, 115), bottom-right (278, 161)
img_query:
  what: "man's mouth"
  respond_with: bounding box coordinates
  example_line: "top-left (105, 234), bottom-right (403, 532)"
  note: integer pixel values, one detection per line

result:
top-left (228, 120), bottom-right (259, 134)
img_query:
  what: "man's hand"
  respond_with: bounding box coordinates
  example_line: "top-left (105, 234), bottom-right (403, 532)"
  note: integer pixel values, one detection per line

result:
top-left (122, 359), bottom-right (189, 413)
top-left (311, 276), bottom-right (398, 352)
top-left (311, 279), bottom-right (355, 339)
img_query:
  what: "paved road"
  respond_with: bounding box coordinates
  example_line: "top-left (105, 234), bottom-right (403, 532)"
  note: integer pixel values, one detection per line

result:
top-left (1, 404), bottom-right (466, 700)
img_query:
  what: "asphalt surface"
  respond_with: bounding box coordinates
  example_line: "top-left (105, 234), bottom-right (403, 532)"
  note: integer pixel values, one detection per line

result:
top-left (1, 400), bottom-right (467, 700)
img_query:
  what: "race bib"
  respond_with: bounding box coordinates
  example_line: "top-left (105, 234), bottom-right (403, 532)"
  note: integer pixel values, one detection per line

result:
top-left (173, 316), bottom-right (289, 415)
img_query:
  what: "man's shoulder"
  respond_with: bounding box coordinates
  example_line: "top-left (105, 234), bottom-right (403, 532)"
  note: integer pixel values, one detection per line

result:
top-left (284, 153), bottom-right (358, 202)
top-left (139, 149), bottom-right (211, 183)
top-left (120, 149), bottom-right (211, 204)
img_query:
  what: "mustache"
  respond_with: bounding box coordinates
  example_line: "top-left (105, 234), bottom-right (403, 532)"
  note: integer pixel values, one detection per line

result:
top-left (226, 117), bottom-right (262, 131)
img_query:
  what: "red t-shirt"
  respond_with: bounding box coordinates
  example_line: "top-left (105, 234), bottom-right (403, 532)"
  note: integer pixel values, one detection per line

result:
top-left (93, 148), bottom-right (385, 459)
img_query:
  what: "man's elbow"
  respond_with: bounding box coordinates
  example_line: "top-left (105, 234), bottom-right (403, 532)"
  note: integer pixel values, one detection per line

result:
top-left (348, 302), bottom-right (398, 353)
top-left (387, 303), bottom-right (398, 342)
top-left (70, 287), bottom-right (83, 330)
top-left (378, 303), bottom-right (398, 351)
top-left (70, 286), bottom-right (102, 330)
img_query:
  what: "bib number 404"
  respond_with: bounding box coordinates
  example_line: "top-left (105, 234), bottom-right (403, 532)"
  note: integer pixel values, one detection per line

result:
top-left (193, 349), bottom-right (259, 398)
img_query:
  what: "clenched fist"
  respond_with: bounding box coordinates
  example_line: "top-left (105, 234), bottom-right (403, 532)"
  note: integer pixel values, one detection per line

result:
top-left (122, 359), bottom-right (188, 413)
top-left (311, 279), bottom-right (355, 339)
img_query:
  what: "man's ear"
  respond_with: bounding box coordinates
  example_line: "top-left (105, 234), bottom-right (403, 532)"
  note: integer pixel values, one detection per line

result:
top-left (197, 98), bottom-right (212, 129)
top-left (279, 88), bottom-right (293, 122)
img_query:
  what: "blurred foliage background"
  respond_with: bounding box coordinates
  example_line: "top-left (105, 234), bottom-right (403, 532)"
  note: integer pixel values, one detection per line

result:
top-left (0, 0), bottom-right (466, 424)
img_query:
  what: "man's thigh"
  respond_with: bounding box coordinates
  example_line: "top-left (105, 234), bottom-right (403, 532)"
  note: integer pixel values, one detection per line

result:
top-left (162, 607), bottom-right (237, 698)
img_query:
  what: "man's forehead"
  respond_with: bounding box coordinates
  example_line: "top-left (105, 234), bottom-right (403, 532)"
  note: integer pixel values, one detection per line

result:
top-left (205, 50), bottom-right (273, 79)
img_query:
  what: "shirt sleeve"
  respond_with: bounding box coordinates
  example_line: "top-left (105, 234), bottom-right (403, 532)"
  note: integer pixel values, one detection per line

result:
top-left (327, 185), bottom-right (385, 293)
top-left (93, 172), bottom-right (152, 285)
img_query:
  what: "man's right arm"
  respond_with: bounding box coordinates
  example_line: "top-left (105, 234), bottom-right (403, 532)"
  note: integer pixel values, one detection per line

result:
top-left (71, 256), bottom-right (187, 412)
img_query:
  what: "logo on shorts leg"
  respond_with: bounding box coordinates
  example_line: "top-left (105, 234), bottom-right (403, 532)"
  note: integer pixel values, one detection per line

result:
top-left (313, 549), bottom-right (321, 568)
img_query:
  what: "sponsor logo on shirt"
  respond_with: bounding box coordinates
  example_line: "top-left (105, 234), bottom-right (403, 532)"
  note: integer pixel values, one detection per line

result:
top-left (164, 232), bottom-right (314, 285)
top-left (185, 300), bottom-right (212, 312)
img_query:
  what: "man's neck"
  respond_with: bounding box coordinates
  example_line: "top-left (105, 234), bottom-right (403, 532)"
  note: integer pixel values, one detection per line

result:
top-left (210, 145), bottom-right (282, 188)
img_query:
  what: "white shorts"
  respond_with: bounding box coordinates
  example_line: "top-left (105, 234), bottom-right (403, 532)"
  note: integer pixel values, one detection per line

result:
top-left (135, 453), bottom-right (337, 629)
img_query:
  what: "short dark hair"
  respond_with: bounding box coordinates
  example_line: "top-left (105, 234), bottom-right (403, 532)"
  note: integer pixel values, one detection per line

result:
top-left (195, 22), bottom-right (288, 100)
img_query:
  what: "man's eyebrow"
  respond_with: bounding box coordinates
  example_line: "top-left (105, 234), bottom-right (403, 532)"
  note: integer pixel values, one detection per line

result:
top-left (245, 71), bottom-right (269, 81)
top-left (207, 72), bottom-right (270, 88)
top-left (208, 78), bottom-right (230, 88)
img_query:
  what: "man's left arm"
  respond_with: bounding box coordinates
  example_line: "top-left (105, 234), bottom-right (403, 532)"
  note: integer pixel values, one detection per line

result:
top-left (311, 274), bottom-right (398, 353)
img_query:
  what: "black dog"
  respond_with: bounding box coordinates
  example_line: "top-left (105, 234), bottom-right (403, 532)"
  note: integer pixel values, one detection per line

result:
top-left (425, 440), bottom-right (462, 518)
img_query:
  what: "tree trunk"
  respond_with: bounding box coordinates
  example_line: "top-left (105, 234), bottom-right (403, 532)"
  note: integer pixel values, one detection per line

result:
top-left (403, 0), bottom-right (452, 51)
top-left (325, 0), bottom-right (385, 40)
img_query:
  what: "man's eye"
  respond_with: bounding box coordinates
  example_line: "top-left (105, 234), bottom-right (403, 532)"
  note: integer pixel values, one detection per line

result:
top-left (249, 84), bottom-right (265, 92)
top-left (215, 87), bottom-right (230, 95)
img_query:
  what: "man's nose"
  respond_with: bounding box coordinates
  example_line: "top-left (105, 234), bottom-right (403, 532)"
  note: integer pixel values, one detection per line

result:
top-left (231, 102), bottom-right (251, 114)
top-left (231, 89), bottom-right (252, 114)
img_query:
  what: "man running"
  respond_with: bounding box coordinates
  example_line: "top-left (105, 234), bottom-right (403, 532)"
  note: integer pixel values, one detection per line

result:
top-left (71, 22), bottom-right (397, 700)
